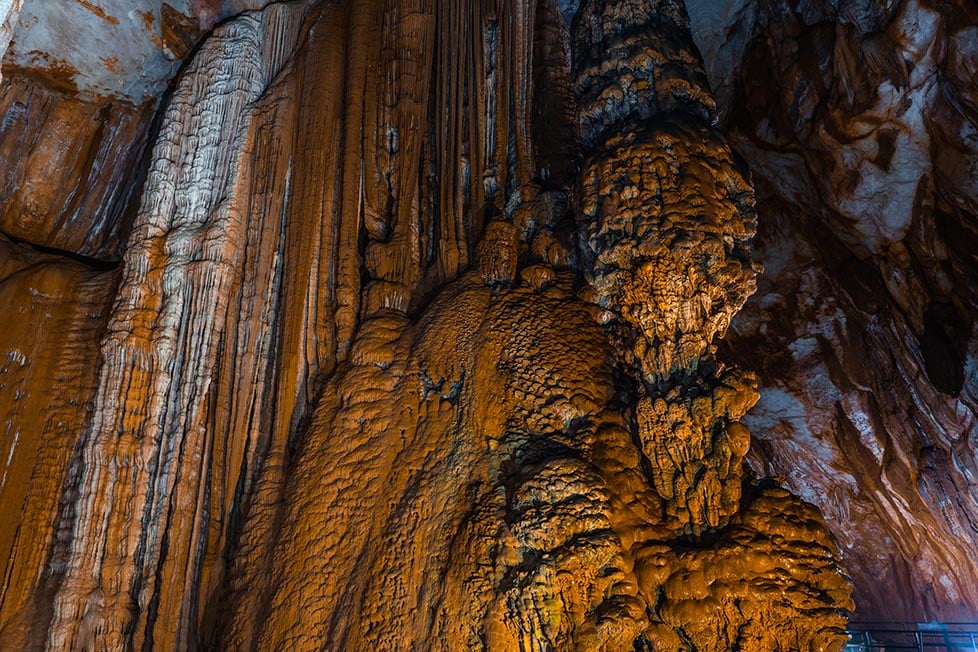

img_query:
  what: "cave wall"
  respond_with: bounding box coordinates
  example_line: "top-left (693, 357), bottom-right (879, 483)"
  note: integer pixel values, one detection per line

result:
top-left (3, 0), bottom-right (282, 101)
top-left (0, 80), bottom-right (154, 259)
top-left (0, 236), bottom-right (118, 636)
top-left (686, 0), bottom-right (978, 623)
top-left (0, 0), bottom-right (289, 261)
top-left (0, 0), bottom-right (17, 86)
top-left (6, 0), bottom-right (975, 647)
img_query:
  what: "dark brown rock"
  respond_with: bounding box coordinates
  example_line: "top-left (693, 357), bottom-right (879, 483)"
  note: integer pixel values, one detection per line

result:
top-left (0, 75), bottom-right (153, 260)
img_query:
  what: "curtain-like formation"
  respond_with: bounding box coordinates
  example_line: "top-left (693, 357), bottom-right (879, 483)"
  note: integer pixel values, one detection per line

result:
top-left (0, 0), bottom-right (854, 649)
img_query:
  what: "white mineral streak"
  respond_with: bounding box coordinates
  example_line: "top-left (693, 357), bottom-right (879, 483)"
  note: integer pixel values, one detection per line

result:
top-left (832, 1), bottom-right (941, 251)
top-left (0, 0), bottom-right (20, 85)
top-left (705, 0), bottom-right (978, 622)
top-left (0, 240), bottom-right (118, 641)
top-left (44, 5), bottom-right (310, 650)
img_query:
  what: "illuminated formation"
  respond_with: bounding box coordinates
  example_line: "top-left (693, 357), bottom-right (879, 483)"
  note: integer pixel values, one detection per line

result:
top-left (1, 0), bottom-right (976, 649)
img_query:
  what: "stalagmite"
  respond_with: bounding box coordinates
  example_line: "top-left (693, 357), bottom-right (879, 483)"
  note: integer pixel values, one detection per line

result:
top-left (216, 0), bottom-right (850, 648)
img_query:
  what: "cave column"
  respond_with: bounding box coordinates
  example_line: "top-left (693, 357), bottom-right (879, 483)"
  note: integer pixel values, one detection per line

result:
top-left (572, 0), bottom-right (760, 534)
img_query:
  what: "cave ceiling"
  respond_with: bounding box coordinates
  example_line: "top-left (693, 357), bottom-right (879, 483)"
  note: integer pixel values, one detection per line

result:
top-left (2, 0), bottom-right (276, 100)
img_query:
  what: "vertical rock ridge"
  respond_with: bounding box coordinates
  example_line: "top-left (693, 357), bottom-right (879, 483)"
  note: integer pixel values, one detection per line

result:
top-left (0, 0), bottom-right (858, 648)
top-left (571, 0), bottom-right (852, 646)
top-left (0, 237), bottom-right (117, 644)
top-left (32, 5), bottom-right (314, 650)
top-left (574, 0), bottom-right (757, 533)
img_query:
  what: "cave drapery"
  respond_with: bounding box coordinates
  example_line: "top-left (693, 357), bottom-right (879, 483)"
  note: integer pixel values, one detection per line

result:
top-left (0, 0), bottom-right (976, 649)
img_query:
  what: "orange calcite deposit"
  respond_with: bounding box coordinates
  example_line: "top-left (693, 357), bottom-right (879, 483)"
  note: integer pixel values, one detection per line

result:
top-left (0, 0), bottom-right (878, 649)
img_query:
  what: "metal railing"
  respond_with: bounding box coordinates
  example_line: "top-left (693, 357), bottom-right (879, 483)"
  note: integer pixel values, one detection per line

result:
top-left (845, 623), bottom-right (978, 651)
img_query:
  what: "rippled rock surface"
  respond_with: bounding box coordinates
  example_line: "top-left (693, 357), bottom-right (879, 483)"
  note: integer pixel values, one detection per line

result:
top-left (0, 0), bottom-right (900, 649)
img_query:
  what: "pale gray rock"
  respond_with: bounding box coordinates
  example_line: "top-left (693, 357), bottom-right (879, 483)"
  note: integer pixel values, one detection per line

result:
top-left (3, 0), bottom-right (276, 101)
top-left (0, 0), bottom-right (18, 85)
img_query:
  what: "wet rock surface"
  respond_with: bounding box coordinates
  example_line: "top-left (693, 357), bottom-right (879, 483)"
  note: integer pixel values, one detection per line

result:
top-left (0, 235), bottom-right (117, 640)
top-left (0, 76), bottom-right (153, 259)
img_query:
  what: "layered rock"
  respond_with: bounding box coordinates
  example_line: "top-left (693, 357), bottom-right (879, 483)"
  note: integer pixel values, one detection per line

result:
top-left (29, 6), bottom-right (316, 649)
top-left (219, 0), bottom-right (850, 648)
top-left (225, 274), bottom-right (648, 649)
top-left (0, 236), bottom-right (117, 640)
top-left (687, 0), bottom-right (978, 623)
top-left (0, 77), bottom-right (153, 259)
top-left (568, 0), bottom-right (851, 644)
top-left (225, 270), bottom-right (850, 650)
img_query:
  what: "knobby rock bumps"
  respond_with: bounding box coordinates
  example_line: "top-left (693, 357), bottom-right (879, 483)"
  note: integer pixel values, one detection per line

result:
top-left (224, 0), bottom-right (853, 648)
top-left (0, 0), bottom-right (854, 649)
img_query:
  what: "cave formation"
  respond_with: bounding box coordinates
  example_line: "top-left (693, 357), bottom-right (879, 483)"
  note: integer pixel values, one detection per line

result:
top-left (0, 0), bottom-right (976, 649)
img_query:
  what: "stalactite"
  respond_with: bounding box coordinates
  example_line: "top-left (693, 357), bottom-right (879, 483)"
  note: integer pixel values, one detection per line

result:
top-left (569, 0), bottom-right (851, 646)
top-left (574, 0), bottom-right (757, 533)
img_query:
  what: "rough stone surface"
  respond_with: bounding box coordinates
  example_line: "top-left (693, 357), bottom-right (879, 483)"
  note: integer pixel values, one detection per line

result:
top-left (226, 273), bottom-right (851, 650)
top-left (693, 0), bottom-right (978, 623)
top-left (2, 0), bottom-right (276, 101)
top-left (0, 0), bottom-right (18, 85)
top-left (0, 0), bottom-right (865, 649)
top-left (0, 236), bottom-right (117, 642)
top-left (0, 76), bottom-right (153, 259)
top-left (19, 6), bottom-right (316, 649)
top-left (574, 0), bottom-right (763, 547)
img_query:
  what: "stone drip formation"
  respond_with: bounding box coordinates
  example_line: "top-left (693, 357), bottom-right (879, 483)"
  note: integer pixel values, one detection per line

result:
top-left (0, 0), bottom-right (853, 649)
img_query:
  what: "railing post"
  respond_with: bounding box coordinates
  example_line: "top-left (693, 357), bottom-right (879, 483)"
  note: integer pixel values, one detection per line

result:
top-left (847, 621), bottom-right (978, 651)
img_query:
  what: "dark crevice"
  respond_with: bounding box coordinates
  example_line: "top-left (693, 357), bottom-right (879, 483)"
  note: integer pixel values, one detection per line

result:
top-left (921, 302), bottom-right (967, 397)
top-left (1, 233), bottom-right (121, 271)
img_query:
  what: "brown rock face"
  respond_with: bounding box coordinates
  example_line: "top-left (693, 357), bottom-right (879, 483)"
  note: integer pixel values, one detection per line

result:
top-left (0, 0), bottom-right (861, 650)
top-left (0, 236), bottom-right (117, 639)
top-left (573, 0), bottom-right (759, 539)
top-left (694, 0), bottom-right (978, 624)
top-left (227, 273), bottom-right (848, 650)
top-left (0, 76), bottom-right (152, 259)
